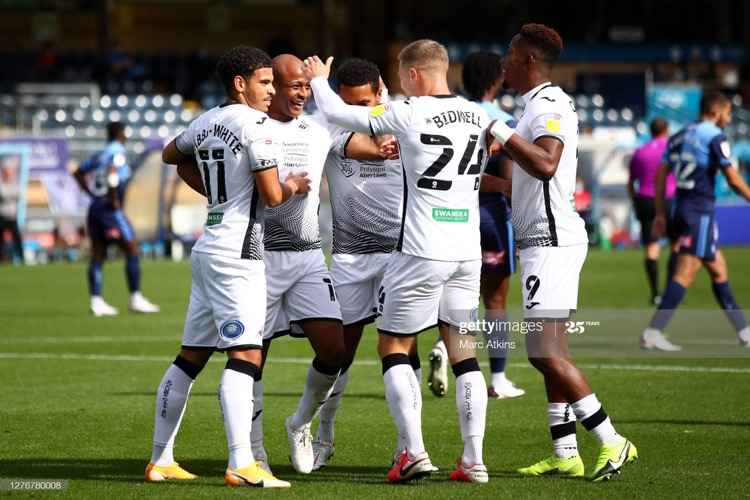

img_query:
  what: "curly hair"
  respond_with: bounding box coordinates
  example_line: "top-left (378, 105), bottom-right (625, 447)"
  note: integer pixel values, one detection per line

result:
top-left (519, 23), bottom-right (563, 68)
top-left (462, 51), bottom-right (502, 101)
top-left (216, 46), bottom-right (273, 93)
top-left (336, 58), bottom-right (380, 92)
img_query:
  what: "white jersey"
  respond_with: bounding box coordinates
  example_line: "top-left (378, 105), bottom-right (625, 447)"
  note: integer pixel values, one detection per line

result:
top-left (263, 116), bottom-right (331, 251)
top-left (175, 102), bottom-right (280, 260)
top-left (368, 95), bottom-right (489, 261)
top-left (512, 83), bottom-right (588, 249)
top-left (310, 114), bottom-right (402, 255)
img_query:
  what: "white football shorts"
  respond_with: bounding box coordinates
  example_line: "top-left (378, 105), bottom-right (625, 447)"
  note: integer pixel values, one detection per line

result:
top-left (182, 250), bottom-right (266, 350)
top-left (376, 251), bottom-right (481, 335)
top-left (264, 249), bottom-right (343, 339)
top-left (330, 252), bottom-right (392, 326)
top-left (519, 244), bottom-right (587, 319)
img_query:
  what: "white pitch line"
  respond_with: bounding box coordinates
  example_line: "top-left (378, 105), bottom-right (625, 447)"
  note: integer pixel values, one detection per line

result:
top-left (0, 352), bottom-right (748, 374)
top-left (0, 336), bottom-right (180, 345)
top-left (508, 362), bottom-right (750, 374)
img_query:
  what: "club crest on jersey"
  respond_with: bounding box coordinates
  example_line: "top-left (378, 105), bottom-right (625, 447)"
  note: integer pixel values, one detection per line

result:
top-left (220, 320), bottom-right (245, 341)
top-left (544, 114), bottom-right (562, 134)
top-left (370, 104), bottom-right (390, 117)
top-left (340, 160), bottom-right (355, 177)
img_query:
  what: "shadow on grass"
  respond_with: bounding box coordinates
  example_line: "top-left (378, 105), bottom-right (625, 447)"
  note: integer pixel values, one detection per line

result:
top-left (112, 391), bottom-right (386, 400)
top-left (617, 419), bottom-right (750, 428)
top-left (0, 460), bottom-right (394, 486)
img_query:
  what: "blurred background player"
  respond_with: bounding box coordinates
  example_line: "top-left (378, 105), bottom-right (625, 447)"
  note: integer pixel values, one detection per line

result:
top-left (642, 91), bottom-right (750, 350)
top-left (0, 163), bottom-right (24, 265)
top-left (304, 39), bottom-right (491, 484)
top-left (73, 121), bottom-right (159, 316)
top-left (628, 117), bottom-right (678, 305)
top-left (250, 54), bottom-right (344, 476)
top-left (428, 51), bottom-right (525, 400)
top-left (147, 45), bottom-right (309, 488)
top-left (491, 23), bottom-right (637, 482)
top-left (307, 58), bottom-right (405, 470)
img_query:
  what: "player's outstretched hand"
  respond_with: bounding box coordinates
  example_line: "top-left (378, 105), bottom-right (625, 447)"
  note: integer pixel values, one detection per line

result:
top-left (301, 56), bottom-right (333, 81)
top-left (285, 170), bottom-right (312, 196)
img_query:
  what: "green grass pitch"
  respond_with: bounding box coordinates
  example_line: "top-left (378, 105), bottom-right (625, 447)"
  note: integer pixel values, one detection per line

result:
top-left (1, 248), bottom-right (749, 498)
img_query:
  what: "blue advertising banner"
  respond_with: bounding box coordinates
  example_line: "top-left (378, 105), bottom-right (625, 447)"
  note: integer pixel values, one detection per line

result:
top-left (0, 138), bottom-right (68, 176)
top-left (647, 85), bottom-right (702, 132)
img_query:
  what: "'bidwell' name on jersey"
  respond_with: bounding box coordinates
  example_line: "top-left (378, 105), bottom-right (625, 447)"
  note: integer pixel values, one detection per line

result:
top-left (175, 102), bottom-right (280, 260)
top-left (310, 114), bottom-right (402, 255)
top-left (264, 115), bottom-right (332, 252)
top-left (662, 120), bottom-right (733, 213)
top-left (367, 95), bottom-right (489, 262)
top-left (512, 84), bottom-right (587, 249)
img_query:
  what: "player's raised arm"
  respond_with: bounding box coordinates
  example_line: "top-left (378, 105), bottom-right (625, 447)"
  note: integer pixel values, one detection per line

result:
top-left (303, 56), bottom-right (374, 135)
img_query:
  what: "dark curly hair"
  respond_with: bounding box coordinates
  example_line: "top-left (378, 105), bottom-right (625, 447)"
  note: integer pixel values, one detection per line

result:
top-left (336, 58), bottom-right (380, 92)
top-left (216, 46), bottom-right (273, 94)
top-left (519, 23), bottom-right (563, 68)
top-left (462, 51), bottom-right (502, 101)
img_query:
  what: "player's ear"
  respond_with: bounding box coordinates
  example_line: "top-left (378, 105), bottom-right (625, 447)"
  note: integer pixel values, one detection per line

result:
top-left (234, 75), bottom-right (245, 93)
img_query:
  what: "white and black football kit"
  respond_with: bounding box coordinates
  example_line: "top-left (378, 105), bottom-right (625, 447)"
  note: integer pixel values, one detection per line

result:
top-left (511, 83), bottom-right (588, 319)
top-left (263, 115), bottom-right (342, 338)
top-left (310, 76), bottom-right (490, 334)
top-left (310, 113), bottom-right (402, 325)
top-left (174, 102), bottom-right (281, 349)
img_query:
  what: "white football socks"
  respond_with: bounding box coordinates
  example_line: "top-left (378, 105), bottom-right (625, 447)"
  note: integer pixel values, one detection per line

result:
top-left (250, 378), bottom-right (265, 458)
top-left (316, 369), bottom-right (349, 444)
top-left (384, 363), bottom-right (425, 459)
top-left (219, 368), bottom-right (255, 470)
top-left (151, 364), bottom-right (193, 466)
top-left (455, 370), bottom-right (487, 466)
top-left (288, 363), bottom-right (339, 430)
top-left (548, 402), bottom-right (578, 458)
top-left (571, 393), bottom-right (621, 446)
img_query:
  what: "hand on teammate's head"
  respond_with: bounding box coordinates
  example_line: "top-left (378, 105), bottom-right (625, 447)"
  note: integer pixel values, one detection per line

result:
top-left (301, 56), bottom-right (333, 81)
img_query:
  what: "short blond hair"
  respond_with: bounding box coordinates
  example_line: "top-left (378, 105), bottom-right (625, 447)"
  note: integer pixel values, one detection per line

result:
top-left (398, 39), bottom-right (449, 74)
